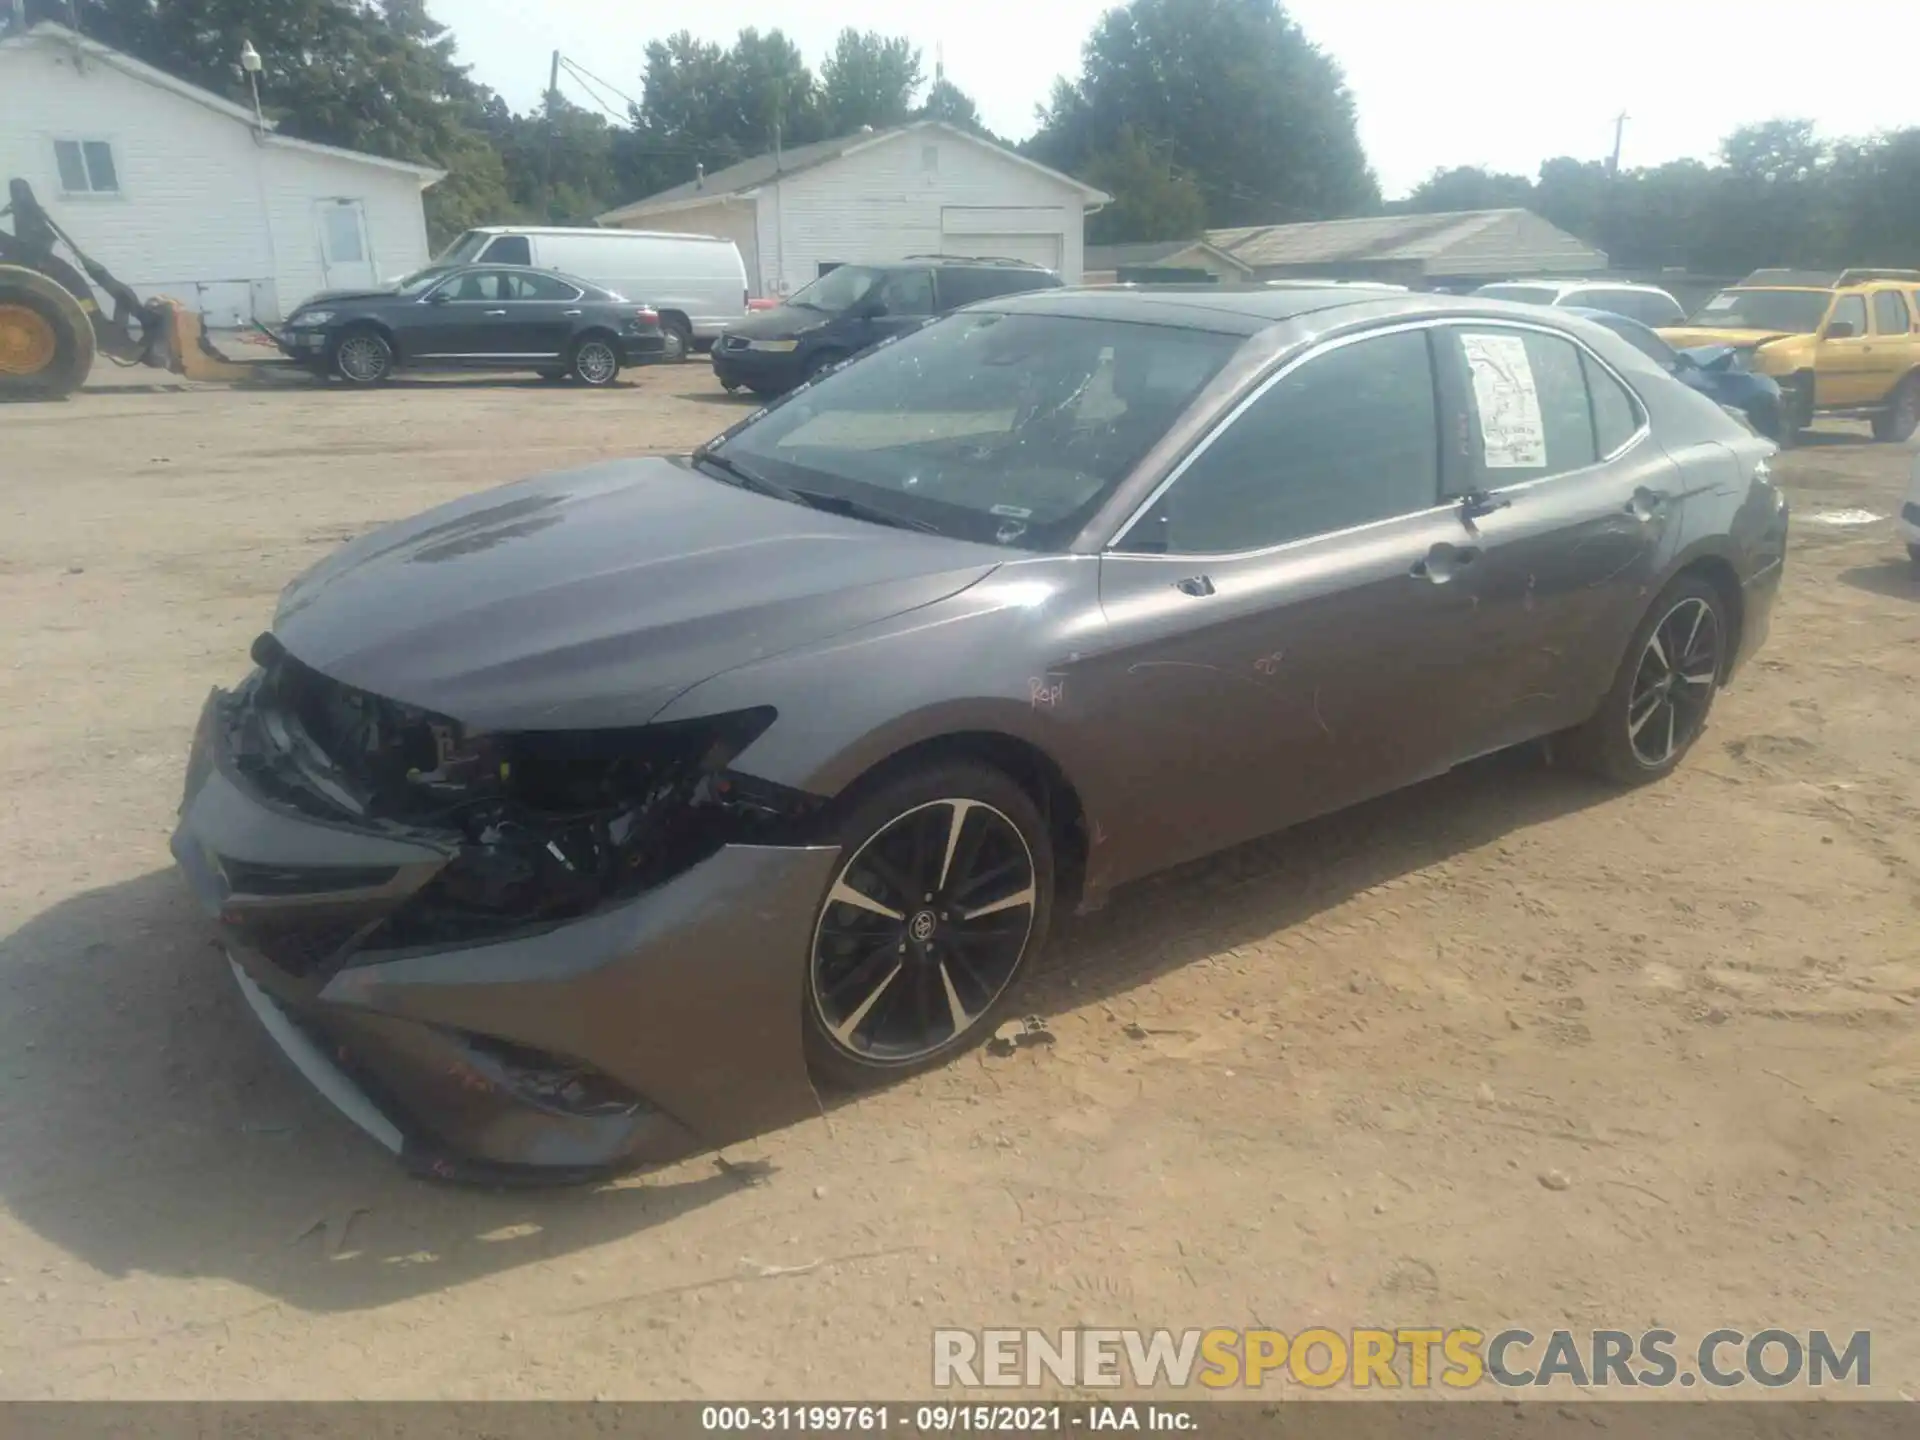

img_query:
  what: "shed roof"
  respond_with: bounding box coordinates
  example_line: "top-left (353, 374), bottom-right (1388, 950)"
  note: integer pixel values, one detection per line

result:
top-left (599, 120), bottom-right (1109, 223)
top-left (1206, 209), bottom-right (1605, 277)
top-left (1084, 239), bottom-right (1254, 274)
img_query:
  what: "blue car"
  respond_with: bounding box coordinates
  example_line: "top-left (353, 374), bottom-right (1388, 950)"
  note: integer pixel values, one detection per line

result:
top-left (1565, 307), bottom-right (1784, 441)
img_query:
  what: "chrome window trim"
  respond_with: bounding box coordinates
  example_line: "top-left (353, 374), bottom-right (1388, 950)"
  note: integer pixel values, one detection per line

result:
top-left (1105, 315), bottom-right (1653, 559)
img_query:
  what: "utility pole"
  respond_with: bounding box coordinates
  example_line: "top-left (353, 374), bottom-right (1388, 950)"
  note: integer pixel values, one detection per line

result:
top-left (540, 48), bottom-right (560, 219)
top-left (1608, 111), bottom-right (1628, 176)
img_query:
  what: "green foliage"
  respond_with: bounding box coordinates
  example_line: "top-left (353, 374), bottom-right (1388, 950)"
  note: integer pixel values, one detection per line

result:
top-left (819, 29), bottom-right (923, 135)
top-left (1081, 127), bottom-right (1207, 244)
top-left (1027, 0), bottom-right (1378, 227)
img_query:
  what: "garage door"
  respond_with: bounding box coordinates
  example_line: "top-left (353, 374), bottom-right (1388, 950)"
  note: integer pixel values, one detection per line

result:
top-left (939, 232), bottom-right (1063, 272)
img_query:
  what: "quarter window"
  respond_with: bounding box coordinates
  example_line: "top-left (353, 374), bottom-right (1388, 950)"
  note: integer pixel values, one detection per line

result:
top-left (54, 139), bottom-right (119, 194)
top-left (1123, 329), bottom-right (1441, 555)
top-left (1584, 353), bottom-right (1642, 456)
top-left (1450, 328), bottom-right (1597, 486)
top-left (1872, 290), bottom-right (1910, 335)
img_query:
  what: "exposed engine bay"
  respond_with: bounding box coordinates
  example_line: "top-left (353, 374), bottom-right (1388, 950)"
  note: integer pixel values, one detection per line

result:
top-left (220, 633), bottom-right (815, 968)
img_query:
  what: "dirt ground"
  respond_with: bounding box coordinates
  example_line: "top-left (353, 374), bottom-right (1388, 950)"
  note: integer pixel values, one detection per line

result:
top-left (3, 363), bottom-right (1919, 1401)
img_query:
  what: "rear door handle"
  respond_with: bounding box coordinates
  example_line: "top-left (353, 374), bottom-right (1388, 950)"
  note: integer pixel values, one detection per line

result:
top-left (483, 309), bottom-right (507, 316)
top-left (1174, 575), bottom-right (1215, 598)
top-left (1410, 543), bottom-right (1480, 583)
top-left (563, 309), bottom-right (582, 317)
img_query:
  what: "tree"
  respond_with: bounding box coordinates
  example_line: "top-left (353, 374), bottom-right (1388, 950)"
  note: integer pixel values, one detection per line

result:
top-left (1081, 127), bottom-right (1207, 243)
top-left (1403, 166), bottom-right (1535, 214)
top-left (918, 76), bottom-right (987, 135)
top-left (1029, 0), bottom-right (1377, 231)
top-left (819, 29), bottom-right (922, 135)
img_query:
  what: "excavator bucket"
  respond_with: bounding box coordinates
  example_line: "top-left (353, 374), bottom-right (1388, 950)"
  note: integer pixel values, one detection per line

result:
top-left (147, 299), bottom-right (276, 383)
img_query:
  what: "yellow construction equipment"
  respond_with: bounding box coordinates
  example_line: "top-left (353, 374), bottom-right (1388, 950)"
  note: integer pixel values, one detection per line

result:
top-left (1, 178), bottom-right (276, 399)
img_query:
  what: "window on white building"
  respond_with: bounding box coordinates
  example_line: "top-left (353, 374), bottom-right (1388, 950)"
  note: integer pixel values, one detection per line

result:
top-left (54, 139), bottom-right (120, 195)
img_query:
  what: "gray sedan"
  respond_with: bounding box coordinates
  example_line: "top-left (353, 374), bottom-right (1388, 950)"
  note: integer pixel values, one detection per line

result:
top-left (171, 286), bottom-right (1786, 1181)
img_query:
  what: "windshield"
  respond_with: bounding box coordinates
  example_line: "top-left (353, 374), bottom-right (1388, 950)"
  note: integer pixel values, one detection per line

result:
top-left (1475, 284), bottom-right (1559, 305)
top-left (707, 312), bottom-right (1242, 551)
top-left (1684, 288), bottom-right (1830, 333)
top-left (394, 265), bottom-right (455, 296)
top-left (784, 265), bottom-right (885, 313)
top-left (430, 230), bottom-right (491, 267)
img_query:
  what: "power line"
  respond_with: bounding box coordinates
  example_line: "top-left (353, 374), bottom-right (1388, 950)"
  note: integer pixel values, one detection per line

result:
top-left (557, 57), bottom-right (627, 121)
top-left (560, 54), bottom-right (642, 113)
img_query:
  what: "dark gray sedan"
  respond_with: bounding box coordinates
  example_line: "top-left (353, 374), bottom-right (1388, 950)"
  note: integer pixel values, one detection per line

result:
top-left (173, 287), bottom-right (1786, 1181)
top-left (276, 263), bottom-right (668, 386)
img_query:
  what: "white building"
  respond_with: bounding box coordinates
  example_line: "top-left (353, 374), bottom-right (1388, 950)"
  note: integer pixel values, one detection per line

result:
top-left (0, 21), bottom-right (443, 324)
top-left (598, 120), bottom-right (1109, 295)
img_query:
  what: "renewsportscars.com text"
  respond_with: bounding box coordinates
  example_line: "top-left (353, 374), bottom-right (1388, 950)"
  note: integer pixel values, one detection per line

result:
top-left (932, 1328), bottom-right (1871, 1390)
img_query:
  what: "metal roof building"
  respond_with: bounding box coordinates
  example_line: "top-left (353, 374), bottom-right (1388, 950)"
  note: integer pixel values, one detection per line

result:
top-left (1204, 209), bottom-right (1606, 286)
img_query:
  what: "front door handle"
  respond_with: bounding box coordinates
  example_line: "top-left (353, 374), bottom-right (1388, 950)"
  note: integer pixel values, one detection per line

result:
top-left (1410, 543), bottom-right (1480, 583)
top-left (483, 309), bottom-right (507, 317)
top-left (563, 309), bottom-right (582, 317)
top-left (1626, 487), bottom-right (1671, 522)
top-left (1174, 575), bottom-right (1215, 598)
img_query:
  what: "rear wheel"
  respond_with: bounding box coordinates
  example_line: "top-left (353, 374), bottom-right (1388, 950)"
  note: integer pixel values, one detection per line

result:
top-left (660, 315), bottom-right (693, 363)
top-left (568, 334), bottom-right (620, 387)
top-left (1872, 375), bottom-right (1920, 443)
top-left (803, 761), bottom-right (1054, 1090)
top-left (1565, 575), bottom-right (1727, 786)
top-left (331, 326), bottom-right (393, 385)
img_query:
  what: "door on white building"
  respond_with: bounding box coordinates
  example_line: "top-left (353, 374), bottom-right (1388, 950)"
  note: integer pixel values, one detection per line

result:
top-left (316, 200), bottom-right (377, 292)
top-left (938, 232), bottom-right (1063, 273)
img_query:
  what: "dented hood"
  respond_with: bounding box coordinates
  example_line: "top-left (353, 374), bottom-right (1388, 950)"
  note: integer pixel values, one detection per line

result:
top-left (271, 456), bottom-right (1003, 730)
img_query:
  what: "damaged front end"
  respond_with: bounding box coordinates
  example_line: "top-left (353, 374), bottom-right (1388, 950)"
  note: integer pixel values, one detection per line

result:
top-left (172, 635), bottom-right (842, 1181)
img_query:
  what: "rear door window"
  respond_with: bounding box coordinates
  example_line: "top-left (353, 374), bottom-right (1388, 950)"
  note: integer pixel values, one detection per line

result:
top-left (506, 272), bottom-right (580, 301)
top-left (1872, 290), bottom-right (1911, 335)
top-left (479, 234), bottom-right (532, 266)
top-left (1447, 327), bottom-right (1599, 487)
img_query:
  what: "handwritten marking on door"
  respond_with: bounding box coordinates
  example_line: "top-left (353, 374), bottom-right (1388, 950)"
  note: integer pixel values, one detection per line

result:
top-left (1029, 677), bottom-right (1064, 709)
top-left (1252, 651), bottom-right (1286, 675)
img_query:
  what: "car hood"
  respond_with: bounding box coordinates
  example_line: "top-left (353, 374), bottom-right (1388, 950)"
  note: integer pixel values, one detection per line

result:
top-left (293, 287), bottom-right (401, 308)
top-left (270, 456), bottom-right (1004, 730)
top-left (723, 304), bottom-right (837, 340)
top-left (1659, 326), bottom-right (1799, 349)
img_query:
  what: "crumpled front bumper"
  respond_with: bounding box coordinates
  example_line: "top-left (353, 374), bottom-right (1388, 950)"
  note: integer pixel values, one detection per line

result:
top-left (170, 687), bottom-right (836, 1183)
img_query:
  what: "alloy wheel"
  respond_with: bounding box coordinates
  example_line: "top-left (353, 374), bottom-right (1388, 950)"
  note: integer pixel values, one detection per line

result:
top-left (574, 340), bottom-right (617, 385)
top-left (1626, 596), bottom-right (1720, 768)
top-left (0, 302), bottom-right (57, 376)
top-left (810, 798), bottom-right (1037, 1064)
top-left (336, 334), bottom-right (389, 383)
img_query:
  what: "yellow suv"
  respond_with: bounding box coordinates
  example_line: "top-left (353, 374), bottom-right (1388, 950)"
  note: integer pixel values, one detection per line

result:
top-left (1660, 268), bottom-right (1920, 443)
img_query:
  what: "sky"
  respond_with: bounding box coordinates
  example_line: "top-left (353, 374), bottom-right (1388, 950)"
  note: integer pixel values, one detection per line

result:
top-left (427, 0), bottom-right (1920, 200)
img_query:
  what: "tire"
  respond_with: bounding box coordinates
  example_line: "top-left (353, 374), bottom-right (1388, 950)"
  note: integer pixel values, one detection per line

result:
top-left (568, 334), bottom-right (620, 387)
top-left (1872, 375), bottom-right (1920, 443)
top-left (0, 269), bottom-right (96, 400)
top-left (802, 760), bottom-right (1055, 1091)
top-left (660, 316), bottom-right (693, 363)
top-left (331, 325), bottom-right (393, 385)
top-left (1564, 573), bottom-right (1728, 787)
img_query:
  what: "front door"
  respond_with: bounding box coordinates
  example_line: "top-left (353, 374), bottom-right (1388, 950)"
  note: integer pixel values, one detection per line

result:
top-left (865, 268), bottom-right (937, 347)
top-left (315, 199), bottom-right (376, 291)
top-left (1813, 292), bottom-right (1878, 407)
top-left (413, 269), bottom-right (566, 363)
top-left (1083, 325), bottom-right (1494, 872)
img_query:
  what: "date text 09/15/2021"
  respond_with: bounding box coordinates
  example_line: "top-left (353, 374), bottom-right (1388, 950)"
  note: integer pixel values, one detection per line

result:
top-left (701, 1406), bottom-right (1194, 1432)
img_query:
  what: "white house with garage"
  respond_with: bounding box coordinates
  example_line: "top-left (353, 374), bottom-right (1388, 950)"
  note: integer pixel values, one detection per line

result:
top-left (598, 120), bottom-right (1109, 295)
top-left (0, 21), bottom-right (443, 325)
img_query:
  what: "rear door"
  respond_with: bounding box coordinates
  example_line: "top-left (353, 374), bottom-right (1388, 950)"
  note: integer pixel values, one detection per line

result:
top-left (1089, 324), bottom-right (1495, 867)
top-left (499, 271), bottom-right (583, 359)
top-left (1432, 321), bottom-right (1679, 745)
top-left (1869, 288), bottom-right (1916, 404)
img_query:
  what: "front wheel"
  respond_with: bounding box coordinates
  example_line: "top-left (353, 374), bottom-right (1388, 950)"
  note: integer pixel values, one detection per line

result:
top-left (803, 762), bottom-right (1054, 1091)
top-left (1564, 574), bottom-right (1727, 786)
top-left (568, 335), bottom-right (620, 387)
top-left (331, 327), bottom-right (393, 385)
top-left (1872, 375), bottom-right (1920, 443)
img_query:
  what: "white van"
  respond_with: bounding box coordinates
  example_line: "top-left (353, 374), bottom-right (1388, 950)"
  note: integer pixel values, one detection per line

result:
top-left (427, 226), bottom-right (749, 359)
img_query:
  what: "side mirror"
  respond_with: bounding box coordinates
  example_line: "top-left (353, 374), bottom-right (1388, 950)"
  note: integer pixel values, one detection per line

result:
top-left (853, 295), bottom-right (887, 320)
top-left (427, 290), bottom-right (452, 305)
top-left (1823, 319), bottom-right (1856, 339)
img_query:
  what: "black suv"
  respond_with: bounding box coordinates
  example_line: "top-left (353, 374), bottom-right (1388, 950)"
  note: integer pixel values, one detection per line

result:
top-left (711, 255), bottom-right (1062, 397)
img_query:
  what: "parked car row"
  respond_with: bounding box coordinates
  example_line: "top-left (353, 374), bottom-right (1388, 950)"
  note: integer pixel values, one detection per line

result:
top-left (178, 281), bottom-right (1785, 1178)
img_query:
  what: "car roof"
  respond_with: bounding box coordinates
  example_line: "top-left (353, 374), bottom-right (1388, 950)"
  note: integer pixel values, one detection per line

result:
top-left (982, 285), bottom-right (1582, 335)
top-left (1482, 279), bottom-right (1670, 295)
top-left (433, 262), bottom-right (610, 293)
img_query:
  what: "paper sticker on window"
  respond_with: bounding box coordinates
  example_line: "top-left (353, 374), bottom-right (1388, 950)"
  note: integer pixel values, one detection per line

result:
top-left (1460, 332), bottom-right (1547, 469)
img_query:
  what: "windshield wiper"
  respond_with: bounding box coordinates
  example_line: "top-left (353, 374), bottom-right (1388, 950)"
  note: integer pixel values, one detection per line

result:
top-left (789, 488), bottom-right (940, 534)
top-left (692, 447), bottom-right (806, 503)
